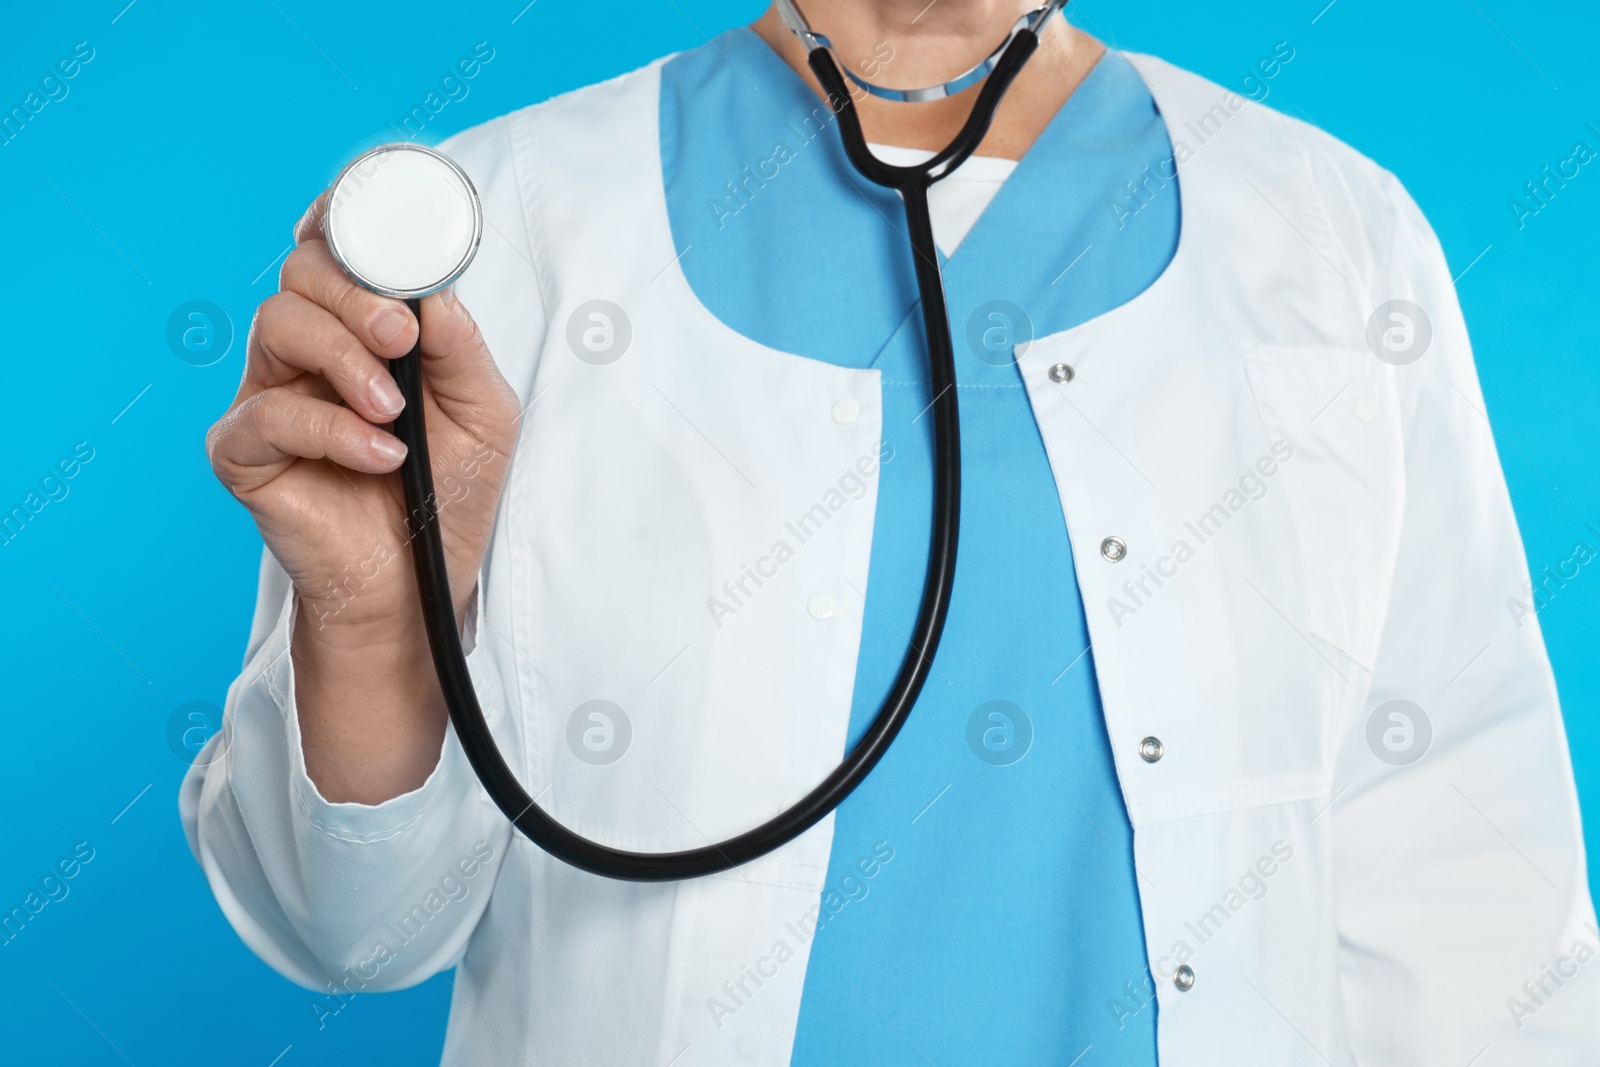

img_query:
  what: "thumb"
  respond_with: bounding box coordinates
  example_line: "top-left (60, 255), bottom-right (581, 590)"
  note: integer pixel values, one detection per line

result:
top-left (414, 287), bottom-right (517, 422)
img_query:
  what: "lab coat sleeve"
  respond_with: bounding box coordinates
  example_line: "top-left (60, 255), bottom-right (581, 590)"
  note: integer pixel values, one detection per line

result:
top-left (179, 114), bottom-right (542, 995)
top-left (178, 553), bottom-right (513, 994)
top-left (1328, 167), bottom-right (1600, 1060)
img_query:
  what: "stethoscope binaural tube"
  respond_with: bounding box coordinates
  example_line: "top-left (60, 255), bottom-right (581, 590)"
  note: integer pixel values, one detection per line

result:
top-left (329, 14), bottom-right (1052, 881)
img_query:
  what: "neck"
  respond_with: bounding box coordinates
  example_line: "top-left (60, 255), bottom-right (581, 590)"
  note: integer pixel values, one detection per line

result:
top-left (754, 2), bottom-right (1104, 160)
top-left (787, 1), bottom-right (1039, 85)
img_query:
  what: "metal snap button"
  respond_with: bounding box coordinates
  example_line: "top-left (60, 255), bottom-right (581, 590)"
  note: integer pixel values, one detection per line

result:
top-left (1048, 362), bottom-right (1075, 383)
top-left (1139, 736), bottom-right (1164, 763)
top-left (1174, 965), bottom-right (1195, 991)
top-left (1100, 536), bottom-right (1127, 562)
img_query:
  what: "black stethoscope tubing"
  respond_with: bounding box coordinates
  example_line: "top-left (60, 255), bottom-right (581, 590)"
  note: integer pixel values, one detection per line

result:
top-left (390, 30), bottom-right (1042, 881)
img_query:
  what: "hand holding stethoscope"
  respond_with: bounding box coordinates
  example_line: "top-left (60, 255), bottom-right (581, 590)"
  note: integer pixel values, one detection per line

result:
top-left (205, 164), bottom-right (522, 800)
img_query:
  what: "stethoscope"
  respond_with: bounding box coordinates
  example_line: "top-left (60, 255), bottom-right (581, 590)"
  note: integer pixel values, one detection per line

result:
top-left (322, 0), bottom-right (1067, 881)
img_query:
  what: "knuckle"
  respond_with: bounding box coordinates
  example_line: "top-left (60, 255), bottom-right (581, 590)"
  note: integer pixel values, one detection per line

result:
top-left (450, 292), bottom-right (479, 332)
top-left (248, 293), bottom-right (298, 375)
top-left (206, 406), bottom-right (252, 480)
top-left (437, 300), bottom-right (483, 356)
top-left (326, 273), bottom-right (369, 324)
top-left (282, 245), bottom-right (361, 324)
top-left (322, 405), bottom-right (366, 454)
top-left (255, 290), bottom-right (293, 334)
top-left (238, 392), bottom-right (274, 437)
top-left (203, 418), bottom-right (229, 472)
top-left (329, 337), bottom-right (369, 388)
top-left (278, 245), bottom-right (314, 294)
top-left (292, 194), bottom-right (327, 245)
top-left (329, 326), bottom-right (375, 379)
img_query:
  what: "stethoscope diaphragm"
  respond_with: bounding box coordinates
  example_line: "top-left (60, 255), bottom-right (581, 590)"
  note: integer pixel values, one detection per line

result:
top-left (324, 142), bottom-right (483, 299)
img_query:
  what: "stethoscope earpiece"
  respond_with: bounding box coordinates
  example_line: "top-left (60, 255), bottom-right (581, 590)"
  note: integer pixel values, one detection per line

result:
top-left (324, 142), bottom-right (483, 299)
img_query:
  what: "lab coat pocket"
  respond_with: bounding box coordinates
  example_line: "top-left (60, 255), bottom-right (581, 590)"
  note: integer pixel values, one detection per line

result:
top-left (1242, 343), bottom-right (1405, 671)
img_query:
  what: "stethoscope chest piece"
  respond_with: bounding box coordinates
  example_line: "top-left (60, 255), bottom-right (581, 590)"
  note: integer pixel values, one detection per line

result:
top-left (324, 143), bottom-right (483, 299)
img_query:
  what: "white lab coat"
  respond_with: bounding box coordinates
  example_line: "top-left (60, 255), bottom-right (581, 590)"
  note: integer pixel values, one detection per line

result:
top-left (181, 52), bottom-right (1600, 1065)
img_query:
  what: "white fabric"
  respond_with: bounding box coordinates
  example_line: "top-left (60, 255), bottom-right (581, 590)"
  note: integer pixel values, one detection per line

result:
top-left (181, 52), bottom-right (1600, 1066)
top-left (866, 141), bottom-right (1016, 255)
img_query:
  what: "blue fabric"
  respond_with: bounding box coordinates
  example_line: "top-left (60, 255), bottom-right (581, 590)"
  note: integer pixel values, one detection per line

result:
top-left (661, 28), bottom-right (1178, 1065)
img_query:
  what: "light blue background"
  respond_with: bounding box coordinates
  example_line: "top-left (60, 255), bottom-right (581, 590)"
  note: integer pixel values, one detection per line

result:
top-left (0, 2), bottom-right (1594, 1063)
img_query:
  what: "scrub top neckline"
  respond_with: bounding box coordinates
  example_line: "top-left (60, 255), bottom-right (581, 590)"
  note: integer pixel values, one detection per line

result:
top-left (649, 30), bottom-right (1197, 367)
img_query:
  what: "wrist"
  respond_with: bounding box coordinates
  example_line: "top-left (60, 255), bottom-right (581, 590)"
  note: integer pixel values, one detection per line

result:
top-left (291, 595), bottom-right (449, 804)
top-left (293, 592), bottom-right (431, 669)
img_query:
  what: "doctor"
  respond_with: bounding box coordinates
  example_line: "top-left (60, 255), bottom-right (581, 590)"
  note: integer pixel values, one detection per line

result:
top-left (185, 1), bottom-right (1599, 1064)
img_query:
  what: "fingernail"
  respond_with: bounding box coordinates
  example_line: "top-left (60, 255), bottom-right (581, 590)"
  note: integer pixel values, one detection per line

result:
top-left (370, 308), bottom-right (408, 347)
top-left (368, 373), bottom-right (405, 416)
top-left (369, 433), bottom-right (408, 465)
top-left (438, 286), bottom-right (456, 307)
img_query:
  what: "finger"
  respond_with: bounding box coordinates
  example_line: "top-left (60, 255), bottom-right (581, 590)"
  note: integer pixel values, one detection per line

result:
top-left (415, 286), bottom-right (516, 413)
top-left (279, 240), bottom-right (419, 359)
top-left (247, 291), bottom-right (407, 422)
top-left (209, 386), bottom-right (407, 491)
top-left (293, 188), bottom-right (330, 247)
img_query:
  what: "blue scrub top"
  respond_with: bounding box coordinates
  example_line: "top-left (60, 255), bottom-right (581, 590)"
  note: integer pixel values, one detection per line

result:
top-left (661, 27), bottom-right (1177, 1065)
